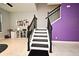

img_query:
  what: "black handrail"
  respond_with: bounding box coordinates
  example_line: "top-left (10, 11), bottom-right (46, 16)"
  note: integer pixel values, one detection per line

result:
top-left (46, 5), bottom-right (61, 53)
top-left (27, 15), bottom-right (37, 51)
top-left (47, 18), bottom-right (52, 53)
top-left (48, 5), bottom-right (61, 14)
top-left (46, 5), bottom-right (61, 19)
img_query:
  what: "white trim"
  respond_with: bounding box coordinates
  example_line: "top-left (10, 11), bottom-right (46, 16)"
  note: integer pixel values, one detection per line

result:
top-left (31, 41), bottom-right (49, 44)
top-left (34, 30), bottom-right (47, 32)
top-left (52, 41), bottom-right (79, 44)
top-left (51, 6), bottom-right (61, 25)
top-left (30, 47), bottom-right (49, 51)
top-left (51, 17), bottom-right (61, 25)
top-left (37, 28), bottom-right (47, 29)
top-left (33, 37), bottom-right (48, 39)
top-left (33, 33), bottom-right (47, 36)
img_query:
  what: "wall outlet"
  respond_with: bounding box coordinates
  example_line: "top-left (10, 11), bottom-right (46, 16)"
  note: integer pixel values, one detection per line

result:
top-left (55, 37), bottom-right (58, 39)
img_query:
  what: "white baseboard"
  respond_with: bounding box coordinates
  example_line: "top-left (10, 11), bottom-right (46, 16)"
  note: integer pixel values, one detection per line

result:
top-left (52, 41), bottom-right (79, 44)
top-left (51, 17), bottom-right (61, 25)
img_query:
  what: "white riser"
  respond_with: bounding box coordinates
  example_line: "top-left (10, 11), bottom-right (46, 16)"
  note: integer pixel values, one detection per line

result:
top-left (33, 34), bottom-right (47, 36)
top-left (32, 38), bottom-right (48, 40)
top-left (30, 41), bottom-right (49, 47)
top-left (35, 31), bottom-right (47, 32)
top-left (32, 37), bottom-right (48, 39)
top-left (31, 41), bottom-right (49, 45)
top-left (30, 47), bottom-right (49, 51)
top-left (34, 30), bottom-right (47, 32)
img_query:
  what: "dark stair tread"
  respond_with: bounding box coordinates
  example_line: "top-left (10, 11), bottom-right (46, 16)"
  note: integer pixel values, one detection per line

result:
top-left (34, 35), bottom-right (47, 37)
top-left (31, 44), bottom-right (48, 48)
top-left (36, 29), bottom-right (47, 31)
top-left (35, 32), bottom-right (47, 34)
top-left (0, 44), bottom-right (8, 53)
top-left (33, 39), bottom-right (48, 42)
top-left (28, 50), bottom-right (49, 56)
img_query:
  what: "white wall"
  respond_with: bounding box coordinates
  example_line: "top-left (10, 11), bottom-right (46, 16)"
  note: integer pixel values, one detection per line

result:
top-left (10, 12), bottom-right (36, 29)
top-left (10, 4), bottom-right (59, 30)
top-left (35, 4), bottom-right (48, 28)
top-left (9, 6), bottom-right (48, 29)
top-left (10, 4), bottom-right (49, 29)
top-left (0, 4), bottom-right (60, 38)
top-left (0, 8), bottom-right (10, 38)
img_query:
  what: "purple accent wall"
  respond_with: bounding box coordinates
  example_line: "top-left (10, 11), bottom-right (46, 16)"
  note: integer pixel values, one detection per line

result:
top-left (52, 3), bottom-right (79, 41)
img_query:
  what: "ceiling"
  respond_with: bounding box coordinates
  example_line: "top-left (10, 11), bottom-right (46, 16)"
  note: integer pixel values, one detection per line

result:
top-left (0, 3), bottom-right (36, 13)
top-left (0, 3), bottom-right (60, 13)
top-left (47, 3), bottom-right (60, 5)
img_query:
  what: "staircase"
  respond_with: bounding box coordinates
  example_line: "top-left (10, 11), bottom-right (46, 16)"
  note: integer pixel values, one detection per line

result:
top-left (28, 28), bottom-right (50, 56)
top-left (27, 15), bottom-right (52, 56)
top-left (30, 29), bottom-right (50, 51)
top-left (28, 5), bottom-right (61, 56)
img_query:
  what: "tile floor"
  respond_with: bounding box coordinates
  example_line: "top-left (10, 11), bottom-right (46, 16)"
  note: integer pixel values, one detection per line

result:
top-left (0, 38), bottom-right (29, 56)
top-left (0, 38), bottom-right (79, 56)
top-left (50, 41), bottom-right (79, 56)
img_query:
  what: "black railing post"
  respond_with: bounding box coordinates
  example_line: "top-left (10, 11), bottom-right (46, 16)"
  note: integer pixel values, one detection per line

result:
top-left (34, 15), bottom-right (37, 28)
top-left (27, 14), bottom-right (37, 51)
top-left (46, 5), bottom-right (61, 53)
top-left (27, 38), bottom-right (30, 51)
top-left (45, 5), bottom-right (61, 19)
top-left (50, 23), bottom-right (52, 53)
top-left (27, 26), bottom-right (30, 51)
top-left (47, 18), bottom-right (52, 53)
